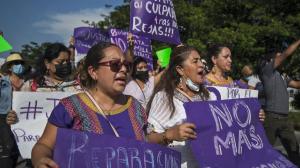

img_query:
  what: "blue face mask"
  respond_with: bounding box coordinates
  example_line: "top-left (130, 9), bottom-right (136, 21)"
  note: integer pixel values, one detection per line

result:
top-left (12, 64), bottom-right (25, 75)
top-left (244, 76), bottom-right (252, 82)
top-left (186, 78), bottom-right (200, 92)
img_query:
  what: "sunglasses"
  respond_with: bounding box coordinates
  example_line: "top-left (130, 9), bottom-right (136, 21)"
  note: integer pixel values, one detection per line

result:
top-left (98, 59), bottom-right (132, 72)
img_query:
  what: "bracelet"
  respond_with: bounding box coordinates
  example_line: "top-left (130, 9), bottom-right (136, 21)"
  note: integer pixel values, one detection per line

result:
top-left (162, 130), bottom-right (173, 145)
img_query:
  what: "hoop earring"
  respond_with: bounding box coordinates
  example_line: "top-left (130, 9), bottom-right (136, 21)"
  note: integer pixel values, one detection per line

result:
top-left (211, 65), bottom-right (217, 74)
top-left (178, 77), bottom-right (184, 89)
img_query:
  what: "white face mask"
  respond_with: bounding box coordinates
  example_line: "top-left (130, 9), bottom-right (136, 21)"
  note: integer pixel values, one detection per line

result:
top-left (186, 78), bottom-right (200, 92)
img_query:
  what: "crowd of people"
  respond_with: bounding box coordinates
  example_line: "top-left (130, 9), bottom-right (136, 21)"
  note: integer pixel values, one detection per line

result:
top-left (1, 33), bottom-right (300, 168)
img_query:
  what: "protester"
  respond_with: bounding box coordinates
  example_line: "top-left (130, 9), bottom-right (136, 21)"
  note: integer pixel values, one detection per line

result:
top-left (123, 56), bottom-right (163, 108)
top-left (31, 42), bottom-right (148, 168)
top-left (146, 45), bottom-right (209, 168)
top-left (205, 44), bottom-right (265, 121)
top-left (241, 64), bottom-right (266, 108)
top-left (0, 53), bottom-right (30, 168)
top-left (29, 42), bottom-right (81, 92)
top-left (258, 39), bottom-right (300, 166)
top-left (205, 44), bottom-right (237, 87)
top-left (6, 43), bottom-right (82, 125)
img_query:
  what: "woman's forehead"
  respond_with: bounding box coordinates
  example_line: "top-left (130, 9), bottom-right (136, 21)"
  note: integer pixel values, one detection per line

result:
top-left (102, 46), bottom-right (124, 60)
top-left (188, 50), bottom-right (201, 59)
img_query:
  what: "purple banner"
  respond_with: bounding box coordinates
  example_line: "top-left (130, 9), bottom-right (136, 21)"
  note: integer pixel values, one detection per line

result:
top-left (54, 128), bottom-right (181, 168)
top-left (184, 98), bottom-right (296, 168)
top-left (130, 0), bottom-right (181, 45)
top-left (74, 27), bottom-right (109, 54)
top-left (109, 28), bottom-right (153, 70)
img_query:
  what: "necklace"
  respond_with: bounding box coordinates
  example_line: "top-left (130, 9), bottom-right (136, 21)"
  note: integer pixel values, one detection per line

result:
top-left (212, 73), bottom-right (232, 85)
top-left (89, 91), bottom-right (115, 115)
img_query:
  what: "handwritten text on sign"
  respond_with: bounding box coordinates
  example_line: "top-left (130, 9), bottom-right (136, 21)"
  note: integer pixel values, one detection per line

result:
top-left (11, 91), bottom-right (75, 158)
top-left (109, 28), bottom-right (153, 70)
top-left (130, 0), bottom-right (181, 44)
top-left (185, 94), bottom-right (296, 167)
top-left (74, 27), bottom-right (109, 54)
top-left (54, 128), bottom-right (181, 168)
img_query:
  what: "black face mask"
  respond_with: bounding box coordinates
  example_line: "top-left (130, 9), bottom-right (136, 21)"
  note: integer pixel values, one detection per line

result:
top-left (55, 62), bottom-right (72, 79)
top-left (134, 70), bottom-right (149, 82)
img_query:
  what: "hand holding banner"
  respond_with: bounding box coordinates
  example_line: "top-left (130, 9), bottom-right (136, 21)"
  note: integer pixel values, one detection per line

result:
top-left (184, 88), bottom-right (296, 168)
top-left (11, 91), bottom-right (75, 158)
top-left (54, 128), bottom-right (181, 168)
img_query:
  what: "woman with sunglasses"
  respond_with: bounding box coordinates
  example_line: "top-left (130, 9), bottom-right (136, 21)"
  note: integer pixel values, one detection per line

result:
top-left (32, 42), bottom-right (147, 168)
top-left (146, 45), bottom-right (210, 168)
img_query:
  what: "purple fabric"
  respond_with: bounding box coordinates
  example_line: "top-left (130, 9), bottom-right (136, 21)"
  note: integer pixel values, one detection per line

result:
top-left (48, 103), bottom-right (138, 139)
top-left (109, 28), bottom-right (153, 70)
top-left (54, 128), bottom-right (181, 168)
top-left (130, 0), bottom-right (181, 45)
top-left (184, 98), bottom-right (296, 168)
top-left (235, 80), bottom-right (249, 89)
top-left (74, 27), bottom-right (109, 54)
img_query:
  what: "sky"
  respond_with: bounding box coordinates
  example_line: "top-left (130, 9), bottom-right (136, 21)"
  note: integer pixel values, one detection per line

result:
top-left (0, 0), bottom-right (125, 57)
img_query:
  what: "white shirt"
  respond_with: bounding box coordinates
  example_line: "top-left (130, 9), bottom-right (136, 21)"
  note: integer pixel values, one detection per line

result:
top-left (247, 75), bottom-right (261, 88)
top-left (147, 91), bottom-right (199, 168)
top-left (123, 76), bottom-right (154, 108)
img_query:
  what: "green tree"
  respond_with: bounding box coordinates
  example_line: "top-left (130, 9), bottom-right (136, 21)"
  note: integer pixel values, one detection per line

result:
top-left (93, 0), bottom-right (300, 78)
top-left (20, 42), bottom-right (51, 69)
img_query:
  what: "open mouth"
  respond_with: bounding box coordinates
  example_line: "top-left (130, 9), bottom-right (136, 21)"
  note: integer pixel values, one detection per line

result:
top-left (115, 76), bottom-right (127, 84)
top-left (197, 70), bottom-right (205, 76)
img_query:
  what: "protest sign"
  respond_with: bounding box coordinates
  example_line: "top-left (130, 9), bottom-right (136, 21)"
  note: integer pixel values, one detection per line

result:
top-left (54, 128), bottom-right (181, 168)
top-left (11, 91), bottom-right (76, 158)
top-left (74, 27), bottom-right (109, 64)
top-left (130, 0), bottom-right (181, 45)
top-left (156, 47), bottom-right (171, 68)
top-left (184, 87), bottom-right (296, 168)
top-left (109, 28), bottom-right (153, 70)
top-left (0, 36), bottom-right (12, 53)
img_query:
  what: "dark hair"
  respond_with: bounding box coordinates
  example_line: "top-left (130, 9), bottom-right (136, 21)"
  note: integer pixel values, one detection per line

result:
top-left (257, 49), bottom-right (277, 78)
top-left (80, 42), bottom-right (118, 89)
top-left (132, 57), bottom-right (147, 79)
top-left (36, 43), bottom-right (70, 85)
top-left (206, 44), bottom-right (229, 69)
top-left (146, 45), bottom-right (209, 118)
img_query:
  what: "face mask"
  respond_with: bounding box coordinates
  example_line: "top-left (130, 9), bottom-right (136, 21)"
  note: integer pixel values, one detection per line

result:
top-left (12, 64), bottom-right (25, 75)
top-left (55, 62), bottom-right (72, 79)
top-left (244, 76), bottom-right (251, 82)
top-left (134, 70), bottom-right (149, 82)
top-left (186, 78), bottom-right (200, 92)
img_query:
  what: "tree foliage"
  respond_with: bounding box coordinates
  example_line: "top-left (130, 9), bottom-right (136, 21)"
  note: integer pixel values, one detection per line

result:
top-left (20, 42), bottom-right (51, 69)
top-left (94, 0), bottom-right (300, 78)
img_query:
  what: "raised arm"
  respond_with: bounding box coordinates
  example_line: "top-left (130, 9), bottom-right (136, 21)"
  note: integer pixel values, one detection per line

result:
top-left (125, 33), bottom-right (134, 63)
top-left (288, 80), bottom-right (300, 89)
top-left (274, 39), bottom-right (300, 69)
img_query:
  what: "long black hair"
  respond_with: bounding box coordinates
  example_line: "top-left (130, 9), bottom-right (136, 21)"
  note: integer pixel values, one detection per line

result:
top-left (36, 43), bottom-right (70, 85)
top-left (146, 45), bottom-right (209, 118)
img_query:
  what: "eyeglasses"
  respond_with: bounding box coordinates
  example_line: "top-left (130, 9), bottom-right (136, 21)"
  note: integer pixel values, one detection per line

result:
top-left (98, 59), bottom-right (132, 72)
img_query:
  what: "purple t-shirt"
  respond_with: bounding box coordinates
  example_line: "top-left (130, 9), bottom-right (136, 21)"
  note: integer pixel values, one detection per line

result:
top-left (48, 96), bottom-right (146, 139)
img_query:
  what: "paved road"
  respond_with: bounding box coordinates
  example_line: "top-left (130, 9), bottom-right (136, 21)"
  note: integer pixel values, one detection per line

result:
top-left (274, 131), bottom-right (300, 155)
